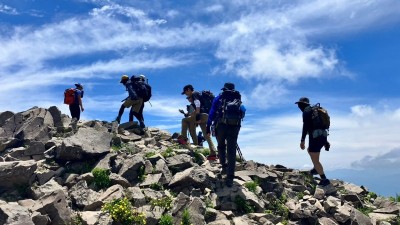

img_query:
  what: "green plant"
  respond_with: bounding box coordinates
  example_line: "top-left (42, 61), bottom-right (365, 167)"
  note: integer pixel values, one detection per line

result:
top-left (193, 150), bottom-right (204, 165)
top-left (244, 179), bottom-right (259, 193)
top-left (181, 208), bottom-right (192, 225)
top-left (200, 148), bottom-right (210, 157)
top-left (67, 212), bottom-right (84, 225)
top-left (364, 192), bottom-right (377, 203)
top-left (150, 196), bottom-right (173, 210)
top-left (138, 165), bottom-right (147, 182)
top-left (145, 151), bottom-right (156, 158)
top-left (389, 194), bottom-right (400, 202)
top-left (102, 197), bottom-right (146, 225)
top-left (205, 199), bottom-right (214, 208)
top-left (161, 147), bottom-right (174, 158)
top-left (234, 196), bottom-right (255, 214)
top-left (149, 182), bottom-right (163, 191)
top-left (111, 143), bottom-right (123, 151)
top-left (264, 195), bottom-right (289, 219)
top-left (297, 191), bottom-right (304, 200)
top-left (358, 206), bottom-right (374, 216)
top-left (158, 214), bottom-right (174, 225)
top-left (91, 167), bottom-right (111, 189)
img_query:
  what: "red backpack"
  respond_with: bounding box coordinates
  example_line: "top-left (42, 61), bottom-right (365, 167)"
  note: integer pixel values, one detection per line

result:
top-left (64, 88), bottom-right (76, 105)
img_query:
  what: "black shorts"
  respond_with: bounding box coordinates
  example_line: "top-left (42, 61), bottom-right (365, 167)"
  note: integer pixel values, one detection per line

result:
top-left (308, 136), bottom-right (327, 152)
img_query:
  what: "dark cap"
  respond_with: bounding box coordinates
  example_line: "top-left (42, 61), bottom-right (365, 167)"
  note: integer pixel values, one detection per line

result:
top-left (295, 97), bottom-right (310, 105)
top-left (75, 83), bottom-right (83, 89)
top-left (181, 84), bottom-right (194, 95)
top-left (221, 82), bottom-right (235, 91)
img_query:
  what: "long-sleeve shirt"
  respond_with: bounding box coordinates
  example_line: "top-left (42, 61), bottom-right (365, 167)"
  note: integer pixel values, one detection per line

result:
top-left (207, 94), bottom-right (222, 127)
top-left (301, 106), bottom-right (313, 141)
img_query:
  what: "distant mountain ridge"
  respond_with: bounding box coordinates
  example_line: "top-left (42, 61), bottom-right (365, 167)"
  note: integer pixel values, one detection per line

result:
top-left (0, 106), bottom-right (399, 225)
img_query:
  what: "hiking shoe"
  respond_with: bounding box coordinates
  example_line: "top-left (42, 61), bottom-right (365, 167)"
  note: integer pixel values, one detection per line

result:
top-left (324, 142), bottom-right (331, 151)
top-left (139, 122), bottom-right (146, 129)
top-left (207, 155), bottom-right (218, 161)
top-left (310, 168), bottom-right (318, 175)
top-left (318, 179), bottom-right (331, 186)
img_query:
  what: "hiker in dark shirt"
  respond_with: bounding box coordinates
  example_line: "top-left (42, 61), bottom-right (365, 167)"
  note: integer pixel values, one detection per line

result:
top-left (295, 97), bottom-right (330, 186)
top-left (206, 82), bottom-right (246, 187)
top-left (69, 83), bottom-right (84, 121)
top-left (116, 75), bottom-right (144, 130)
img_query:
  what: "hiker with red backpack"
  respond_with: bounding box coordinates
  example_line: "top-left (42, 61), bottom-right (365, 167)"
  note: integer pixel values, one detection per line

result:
top-left (181, 84), bottom-right (217, 160)
top-left (295, 97), bottom-right (331, 186)
top-left (64, 83), bottom-right (84, 121)
top-left (206, 82), bottom-right (246, 187)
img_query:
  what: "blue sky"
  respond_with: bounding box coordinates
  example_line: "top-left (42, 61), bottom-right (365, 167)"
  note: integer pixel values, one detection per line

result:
top-left (1, 0), bottom-right (400, 196)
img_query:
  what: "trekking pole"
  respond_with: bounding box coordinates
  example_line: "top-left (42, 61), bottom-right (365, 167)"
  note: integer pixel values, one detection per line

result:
top-left (236, 143), bottom-right (245, 162)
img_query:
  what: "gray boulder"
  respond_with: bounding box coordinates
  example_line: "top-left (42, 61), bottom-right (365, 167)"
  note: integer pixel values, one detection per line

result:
top-left (0, 160), bottom-right (37, 192)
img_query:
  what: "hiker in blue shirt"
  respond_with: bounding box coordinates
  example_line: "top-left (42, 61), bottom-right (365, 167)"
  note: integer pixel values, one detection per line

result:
top-left (69, 83), bottom-right (84, 121)
top-left (206, 82), bottom-right (246, 187)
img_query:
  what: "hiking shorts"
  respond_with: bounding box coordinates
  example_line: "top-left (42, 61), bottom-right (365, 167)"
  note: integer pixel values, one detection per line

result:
top-left (123, 98), bottom-right (143, 113)
top-left (308, 136), bottom-right (327, 152)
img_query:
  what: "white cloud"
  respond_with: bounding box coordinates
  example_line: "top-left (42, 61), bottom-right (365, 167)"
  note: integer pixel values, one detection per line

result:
top-left (0, 4), bottom-right (18, 15)
top-left (204, 4), bottom-right (224, 13)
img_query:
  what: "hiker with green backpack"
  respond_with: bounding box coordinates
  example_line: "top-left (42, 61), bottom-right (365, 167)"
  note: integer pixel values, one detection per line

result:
top-left (295, 97), bottom-right (331, 186)
top-left (180, 84), bottom-right (218, 160)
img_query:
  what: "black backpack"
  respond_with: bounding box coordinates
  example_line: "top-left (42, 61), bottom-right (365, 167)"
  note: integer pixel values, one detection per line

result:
top-left (199, 90), bottom-right (215, 114)
top-left (219, 90), bottom-right (243, 125)
top-left (131, 76), bottom-right (152, 102)
top-left (310, 103), bottom-right (330, 130)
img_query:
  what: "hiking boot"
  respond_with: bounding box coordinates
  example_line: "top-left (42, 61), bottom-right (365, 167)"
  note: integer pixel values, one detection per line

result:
top-left (207, 155), bottom-right (218, 161)
top-left (115, 116), bottom-right (121, 124)
top-left (139, 121), bottom-right (146, 129)
top-left (310, 168), bottom-right (318, 175)
top-left (324, 142), bottom-right (331, 151)
top-left (318, 179), bottom-right (331, 186)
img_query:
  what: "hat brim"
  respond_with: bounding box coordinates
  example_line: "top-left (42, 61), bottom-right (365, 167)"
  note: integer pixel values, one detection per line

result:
top-left (295, 101), bottom-right (309, 105)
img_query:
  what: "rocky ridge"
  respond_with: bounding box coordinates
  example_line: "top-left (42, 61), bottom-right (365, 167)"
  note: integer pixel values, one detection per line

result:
top-left (0, 106), bottom-right (399, 225)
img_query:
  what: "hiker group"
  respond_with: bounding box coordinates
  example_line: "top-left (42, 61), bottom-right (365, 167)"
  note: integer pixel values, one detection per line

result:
top-left (64, 76), bottom-right (331, 188)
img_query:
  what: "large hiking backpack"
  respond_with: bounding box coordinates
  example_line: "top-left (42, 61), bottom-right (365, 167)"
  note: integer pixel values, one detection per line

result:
top-left (219, 90), bottom-right (243, 125)
top-left (200, 90), bottom-right (215, 114)
top-left (64, 88), bottom-right (76, 105)
top-left (131, 76), bottom-right (152, 102)
top-left (311, 103), bottom-right (330, 130)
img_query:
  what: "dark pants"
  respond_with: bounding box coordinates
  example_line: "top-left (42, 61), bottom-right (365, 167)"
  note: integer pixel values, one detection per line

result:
top-left (69, 104), bottom-right (81, 121)
top-left (215, 123), bottom-right (240, 180)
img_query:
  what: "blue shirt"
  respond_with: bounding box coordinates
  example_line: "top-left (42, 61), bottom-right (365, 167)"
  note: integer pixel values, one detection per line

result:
top-left (73, 89), bottom-right (83, 105)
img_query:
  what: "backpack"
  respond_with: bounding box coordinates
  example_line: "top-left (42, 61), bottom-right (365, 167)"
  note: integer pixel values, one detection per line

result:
top-left (219, 90), bottom-right (243, 125)
top-left (130, 76), bottom-right (152, 102)
top-left (64, 88), bottom-right (76, 105)
top-left (199, 90), bottom-right (215, 114)
top-left (311, 103), bottom-right (330, 130)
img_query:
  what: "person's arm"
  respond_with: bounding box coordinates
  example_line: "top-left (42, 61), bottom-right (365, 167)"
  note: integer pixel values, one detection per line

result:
top-left (300, 111), bottom-right (309, 150)
top-left (206, 95), bottom-right (220, 134)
